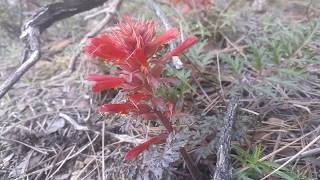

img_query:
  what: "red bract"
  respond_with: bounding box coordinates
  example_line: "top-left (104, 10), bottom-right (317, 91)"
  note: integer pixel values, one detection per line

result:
top-left (85, 17), bottom-right (197, 160)
top-left (85, 75), bottom-right (125, 92)
top-left (151, 35), bottom-right (198, 78)
top-left (168, 35), bottom-right (198, 57)
top-left (125, 134), bottom-right (168, 160)
top-left (98, 103), bottom-right (133, 114)
top-left (128, 92), bottom-right (150, 107)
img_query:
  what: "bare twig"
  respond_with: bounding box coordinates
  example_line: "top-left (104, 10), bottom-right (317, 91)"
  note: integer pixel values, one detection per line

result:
top-left (47, 145), bottom-right (76, 179)
top-left (262, 132), bottom-right (320, 180)
top-left (145, 0), bottom-right (172, 32)
top-left (213, 96), bottom-right (239, 180)
top-left (0, 0), bottom-right (109, 99)
top-left (216, 53), bottom-right (225, 100)
top-left (1, 112), bottom-right (53, 137)
top-left (59, 113), bottom-right (90, 131)
top-left (102, 119), bottom-right (106, 180)
top-left (275, 147), bottom-right (320, 163)
top-left (0, 137), bottom-right (49, 155)
top-left (0, 49), bottom-right (40, 99)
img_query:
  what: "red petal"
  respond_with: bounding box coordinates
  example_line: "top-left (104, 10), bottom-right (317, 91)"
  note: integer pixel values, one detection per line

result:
top-left (98, 103), bottom-right (133, 114)
top-left (150, 63), bottom-right (163, 78)
top-left (156, 111), bottom-right (174, 132)
top-left (84, 35), bottom-right (127, 61)
top-left (133, 48), bottom-right (148, 67)
top-left (125, 134), bottom-right (168, 160)
top-left (168, 35), bottom-right (198, 57)
top-left (121, 74), bottom-right (144, 91)
top-left (151, 35), bottom-right (198, 78)
top-left (85, 75), bottom-right (125, 92)
top-left (91, 81), bottom-right (123, 92)
top-left (154, 28), bottom-right (178, 46)
top-left (136, 104), bottom-right (152, 114)
top-left (124, 58), bottom-right (140, 71)
top-left (140, 113), bottom-right (159, 120)
top-left (128, 92), bottom-right (149, 105)
top-left (85, 74), bottom-right (116, 81)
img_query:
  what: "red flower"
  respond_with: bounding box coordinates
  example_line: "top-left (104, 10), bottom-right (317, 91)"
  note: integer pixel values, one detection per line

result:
top-left (85, 17), bottom-right (198, 160)
top-left (85, 16), bottom-right (178, 64)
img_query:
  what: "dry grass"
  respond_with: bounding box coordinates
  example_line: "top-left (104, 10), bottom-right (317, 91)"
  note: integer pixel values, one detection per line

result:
top-left (1, 0), bottom-right (320, 179)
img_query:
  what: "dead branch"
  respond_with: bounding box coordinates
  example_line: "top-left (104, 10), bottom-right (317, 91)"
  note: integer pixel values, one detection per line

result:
top-left (275, 147), bottom-right (320, 163)
top-left (213, 96), bottom-right (239, 180)
top-left (0, 0), bottom-right (109, 99)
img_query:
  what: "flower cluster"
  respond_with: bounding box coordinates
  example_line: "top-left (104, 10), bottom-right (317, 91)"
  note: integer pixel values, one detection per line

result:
top-left (85, 16), bottom-right (197, 160)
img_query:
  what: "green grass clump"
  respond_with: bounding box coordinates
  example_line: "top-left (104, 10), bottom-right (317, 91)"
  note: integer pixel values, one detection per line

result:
top-left (233, 145), bottom-right (305, 180)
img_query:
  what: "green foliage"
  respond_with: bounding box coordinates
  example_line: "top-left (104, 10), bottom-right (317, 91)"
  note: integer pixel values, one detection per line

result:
top-left (160, 68), bottom-right (192, 101)
top-left (233, 145), bottom-right (304, 180)
top-left (249, 44), bottom-right (265, 73)
top-left (222, 20), bottom-right (319, 98)
top-left (220, 54), bottom-right (243, 78)
top-left (186, 39), bottom-right (215, 70)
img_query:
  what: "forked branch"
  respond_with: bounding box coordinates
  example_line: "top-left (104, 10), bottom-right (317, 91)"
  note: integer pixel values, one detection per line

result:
top-left (0, 0), bottom-right (109, 99)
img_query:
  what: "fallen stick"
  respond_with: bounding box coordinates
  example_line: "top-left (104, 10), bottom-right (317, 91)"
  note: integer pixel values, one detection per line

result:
top-left (275, 147), bottom-right (320, 163)
top-left (0, 0), bottom-right (109, 99)
top-left (213, 96), bottom-right (239, 180)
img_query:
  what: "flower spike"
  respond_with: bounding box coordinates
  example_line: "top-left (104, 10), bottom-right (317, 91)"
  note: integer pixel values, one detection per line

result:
top-left (85, 17), bottom-right (198, 160)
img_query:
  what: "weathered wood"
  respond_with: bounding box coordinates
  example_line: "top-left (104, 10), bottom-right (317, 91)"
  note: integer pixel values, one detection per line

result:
top-left (213, 97), bottom-right (239, 180)
top-left (0, 0), bottom-right (108, 99)
top-left (22, 0), bottom-right (108, 33)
